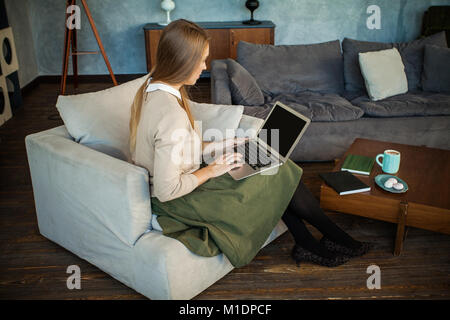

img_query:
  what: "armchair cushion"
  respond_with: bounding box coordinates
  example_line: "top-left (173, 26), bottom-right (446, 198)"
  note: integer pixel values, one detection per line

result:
top-left (226, 58), bottom-right (264, 106)
top-left (235, 114), bottom-right (264, 139)
top-left (56, 74), bottom-right (149, 162)
top-left (189, 100), bottom-right (244, 141)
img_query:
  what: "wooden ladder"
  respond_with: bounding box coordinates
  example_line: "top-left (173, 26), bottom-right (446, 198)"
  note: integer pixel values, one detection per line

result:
top-left (60, 0), bottom-right (117, 95)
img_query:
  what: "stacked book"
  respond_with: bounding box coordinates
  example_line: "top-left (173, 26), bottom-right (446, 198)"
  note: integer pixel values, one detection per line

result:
top-left (319, 154), bottom-right (375, 195)
top-left (340, 154), bottom-right (375, 176)
top-left (320, 171), bottom-right (371, 195)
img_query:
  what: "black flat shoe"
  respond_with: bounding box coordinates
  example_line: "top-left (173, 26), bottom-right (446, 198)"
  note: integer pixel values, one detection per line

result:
top-left (320, 237), bottom-right (372, 257)
top-left (290, 245), bottom-right (351, 268)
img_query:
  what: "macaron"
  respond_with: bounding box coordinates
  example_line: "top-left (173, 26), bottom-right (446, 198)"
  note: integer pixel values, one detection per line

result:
top-left (384, 180), bottom-right (394, 188)
top-left (386, 177), bottom-right (398, 185)
top-left (393, 182), bottom-right (404, 190)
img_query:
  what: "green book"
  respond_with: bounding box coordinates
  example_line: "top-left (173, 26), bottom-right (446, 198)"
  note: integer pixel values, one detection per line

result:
top-left (341, 154), bottom-right (375, 176)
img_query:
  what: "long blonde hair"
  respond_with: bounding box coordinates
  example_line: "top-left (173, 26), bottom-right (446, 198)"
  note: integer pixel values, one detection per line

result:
top-left (129, 19), bottom-right (209, 154)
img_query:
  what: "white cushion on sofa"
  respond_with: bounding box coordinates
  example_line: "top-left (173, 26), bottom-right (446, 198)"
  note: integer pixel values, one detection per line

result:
top-left (359, 47), bottom-right (408, 101)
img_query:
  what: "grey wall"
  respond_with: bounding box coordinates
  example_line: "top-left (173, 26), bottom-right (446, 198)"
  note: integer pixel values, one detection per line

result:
top-left (4, 0), bottom-right (38, 87)
top-left (5, 0), bottom-right (450, 86)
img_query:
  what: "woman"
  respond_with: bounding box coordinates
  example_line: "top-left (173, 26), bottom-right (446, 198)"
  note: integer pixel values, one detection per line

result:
top-left (130, 19), bottom-right (370, 268)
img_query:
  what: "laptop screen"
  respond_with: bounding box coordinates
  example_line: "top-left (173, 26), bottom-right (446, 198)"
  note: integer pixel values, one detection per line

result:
top-left (257, 104), bottom-right (308, 158)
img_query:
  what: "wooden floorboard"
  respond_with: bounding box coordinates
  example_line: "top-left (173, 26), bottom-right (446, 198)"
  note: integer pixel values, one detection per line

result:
top-left (0, 78), bottom-right (449, 300)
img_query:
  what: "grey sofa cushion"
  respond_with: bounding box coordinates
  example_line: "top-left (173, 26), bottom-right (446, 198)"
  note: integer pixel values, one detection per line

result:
top-left (343, 31), bottom-right (448, 92)
top-left (422, 45), bottom-right (450, 94)
top-left (396, 32), bottom-right (448, 91)
top-left (226, 58), bottom-right (264, 106)
top-left (243, 91), bottom-right (364, 122)
top-left (351, 91), bottom-right (450, 117)
top-left (237, 40), bottom-right (344, 96)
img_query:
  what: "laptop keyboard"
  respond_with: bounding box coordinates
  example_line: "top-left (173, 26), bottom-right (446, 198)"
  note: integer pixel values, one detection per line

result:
top-left (234, 141), bottom-right (275, 170)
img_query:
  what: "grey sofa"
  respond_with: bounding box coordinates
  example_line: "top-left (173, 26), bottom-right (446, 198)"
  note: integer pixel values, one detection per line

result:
top-left (211, 32), bottom-right (450, 161)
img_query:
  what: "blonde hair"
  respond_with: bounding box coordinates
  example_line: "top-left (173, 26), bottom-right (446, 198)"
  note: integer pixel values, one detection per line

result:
top-left (129, 19), bottom-right (209, 154)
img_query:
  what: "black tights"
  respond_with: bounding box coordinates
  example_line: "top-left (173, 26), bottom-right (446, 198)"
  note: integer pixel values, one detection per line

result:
top-left (282, 180), bottom-right (360, 258)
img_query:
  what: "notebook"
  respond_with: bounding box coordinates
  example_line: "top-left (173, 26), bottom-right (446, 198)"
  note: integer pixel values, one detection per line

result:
top-left (340, 154), bottom-right (375, 176)
top-left (319, 171), bottom-right (371, 195)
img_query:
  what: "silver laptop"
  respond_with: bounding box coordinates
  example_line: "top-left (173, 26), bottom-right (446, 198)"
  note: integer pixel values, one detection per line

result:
top-left (228, 101), bottom-right (311, 180)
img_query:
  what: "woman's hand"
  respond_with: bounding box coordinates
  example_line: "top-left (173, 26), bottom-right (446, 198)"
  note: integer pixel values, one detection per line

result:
top-left (202, 137), bottom-right (249, 157)
top-left (194, 138), bottom-right (248, 185)
top-left (224, 136), bottom-right (249, 149)
top-left (207, 152), bottom-right (245, 178)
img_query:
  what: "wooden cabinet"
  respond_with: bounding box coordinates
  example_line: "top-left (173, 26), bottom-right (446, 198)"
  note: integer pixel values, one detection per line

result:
top-left (205, 28), bottom-right (231, 69)
top-left (229, 27), bottom-right (273, 59)
top-left (143, 21), bottom-right (275, 72)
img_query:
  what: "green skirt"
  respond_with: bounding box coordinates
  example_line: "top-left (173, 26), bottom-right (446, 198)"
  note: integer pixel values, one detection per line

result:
top-left (151, 159), bottom-right (303, 268)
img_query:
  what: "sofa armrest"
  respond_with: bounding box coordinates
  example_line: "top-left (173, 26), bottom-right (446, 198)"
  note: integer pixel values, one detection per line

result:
top-left (210, 59), bottom-right (232, 105)
top-left (25, 125), bottom-right (152, 248)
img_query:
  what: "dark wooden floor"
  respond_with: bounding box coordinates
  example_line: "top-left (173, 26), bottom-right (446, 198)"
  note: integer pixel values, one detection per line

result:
top-left (1, 78), bottom-right (449, 300)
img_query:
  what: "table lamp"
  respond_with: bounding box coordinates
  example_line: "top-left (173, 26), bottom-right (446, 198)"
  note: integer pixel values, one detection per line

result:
top-left (243, 0), bottom-right (261, 25)
top-left (158, 0), bottom-right (175, 26)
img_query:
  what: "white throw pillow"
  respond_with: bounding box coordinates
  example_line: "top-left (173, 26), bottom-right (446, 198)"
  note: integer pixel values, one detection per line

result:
top-left (359, 47), bottom-right (408, 101)
top-left (235, 114), bottom-right (264, 139)
top-left (56, 74), bottom-right (149, 161)
top-left (189, 101), bottom-right (244, 141)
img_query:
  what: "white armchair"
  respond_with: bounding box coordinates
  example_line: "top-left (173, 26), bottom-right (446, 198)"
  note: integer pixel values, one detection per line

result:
top-left (25, 77), bottom-right (287, 299)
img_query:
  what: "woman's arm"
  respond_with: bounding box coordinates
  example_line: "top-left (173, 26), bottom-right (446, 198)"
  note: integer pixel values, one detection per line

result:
top-left (192, 166), bottom-right (213, 186)
top-left (202, 141), bottom-right (213, 150)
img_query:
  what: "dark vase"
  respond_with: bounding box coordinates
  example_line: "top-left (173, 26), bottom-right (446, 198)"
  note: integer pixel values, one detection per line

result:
top-left (243, 0), bottom-right (261, 25)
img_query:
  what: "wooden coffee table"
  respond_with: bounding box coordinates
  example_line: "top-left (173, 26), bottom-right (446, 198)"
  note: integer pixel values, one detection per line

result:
top-left (320, 138), bottom-right (450, 255)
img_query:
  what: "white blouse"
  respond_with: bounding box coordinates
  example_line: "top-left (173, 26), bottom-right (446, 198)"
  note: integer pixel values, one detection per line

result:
top-left (131, 81), bottom-right (202, 202)
top-left (145, 78), bottom-right (182, 100)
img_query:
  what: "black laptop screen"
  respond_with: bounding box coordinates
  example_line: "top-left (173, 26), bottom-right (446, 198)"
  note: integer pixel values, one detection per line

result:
top-left (257, 104), bottom-right (308, 158)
